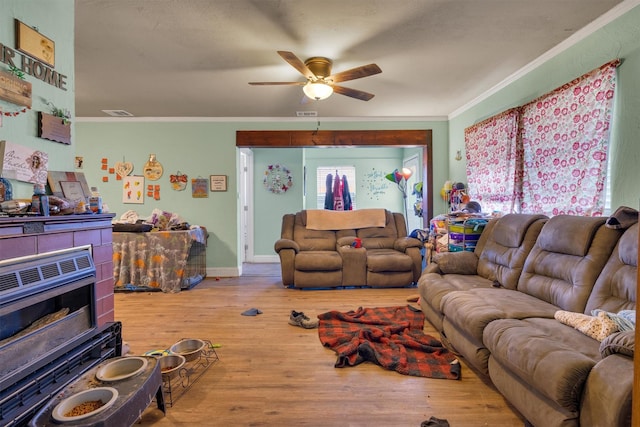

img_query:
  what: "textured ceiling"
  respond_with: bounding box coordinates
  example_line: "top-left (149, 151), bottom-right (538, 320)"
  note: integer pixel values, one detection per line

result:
top-left (74, 0), bottom-right (624, 119)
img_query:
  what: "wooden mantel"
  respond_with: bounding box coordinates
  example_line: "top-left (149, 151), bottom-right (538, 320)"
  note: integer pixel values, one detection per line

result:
top-left (236, 129), bottom-right (433, 223)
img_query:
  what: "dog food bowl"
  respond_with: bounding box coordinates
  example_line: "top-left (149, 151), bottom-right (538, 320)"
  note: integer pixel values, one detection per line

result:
top-left (52, 387), bottom-right (118, 422)
top-left (169, 338), bottom-right (205, 361)
top-left (95, 356), bottom-right (148, 382)
top-left (159, 354), bottom-right (186, 379)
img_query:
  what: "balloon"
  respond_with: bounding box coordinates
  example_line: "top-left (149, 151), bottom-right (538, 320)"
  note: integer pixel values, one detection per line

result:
top-left (440, 187), bottom-right (447, 201)
top-left (385, 172), bottom-right (396, 183)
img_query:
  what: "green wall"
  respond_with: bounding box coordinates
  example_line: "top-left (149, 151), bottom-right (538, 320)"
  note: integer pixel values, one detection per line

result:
top-left (448, 4), bottom-right (640, 211)
top-left (0, 0), bottom-right (76, 196)
top-left (76, 120), bottom-right (448, 273)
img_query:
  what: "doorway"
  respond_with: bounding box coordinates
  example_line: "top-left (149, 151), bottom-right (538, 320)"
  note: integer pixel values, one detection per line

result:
top-left (239, 148), bottom-right (254, 263)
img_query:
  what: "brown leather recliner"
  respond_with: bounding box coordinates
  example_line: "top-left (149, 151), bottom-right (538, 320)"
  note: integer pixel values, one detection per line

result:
top-left (275, 209), bottom-right (423, 289)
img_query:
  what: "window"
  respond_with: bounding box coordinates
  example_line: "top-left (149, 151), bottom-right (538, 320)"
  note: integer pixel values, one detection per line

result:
top-left (317, 167), bottom-right (356, 210)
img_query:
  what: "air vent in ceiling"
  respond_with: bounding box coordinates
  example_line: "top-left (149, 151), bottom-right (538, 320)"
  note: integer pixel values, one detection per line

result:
top-left (296, 111), bottom-right (318, 117)
top-left (101, 109), bottom-right (134, 117)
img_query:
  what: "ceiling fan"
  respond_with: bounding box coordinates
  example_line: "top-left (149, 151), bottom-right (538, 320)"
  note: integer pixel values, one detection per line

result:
top-left (249, 51), bottom-right (382, 101)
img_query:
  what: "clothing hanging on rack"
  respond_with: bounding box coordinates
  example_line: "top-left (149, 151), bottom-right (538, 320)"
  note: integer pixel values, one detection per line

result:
top-left (333, 174), bottom-right (344, 211)
top-left (342, 175), bottom-right (352, 210)
top-left (324, 173), bottom-right (334, 210)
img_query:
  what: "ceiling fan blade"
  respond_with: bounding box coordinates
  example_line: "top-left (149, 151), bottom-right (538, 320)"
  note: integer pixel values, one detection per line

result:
top-left (277, 51), bottom-right (316, 80)
top-left (332, 85), bottom-right (375, 101)
top-left (329, 64), bottom-right (382, 83)
top-left (248, 81), bottom-right (305, 86)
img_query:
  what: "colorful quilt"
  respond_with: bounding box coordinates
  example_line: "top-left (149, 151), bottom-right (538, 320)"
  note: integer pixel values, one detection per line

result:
top-left (318, 305), bottom-right (460, 379)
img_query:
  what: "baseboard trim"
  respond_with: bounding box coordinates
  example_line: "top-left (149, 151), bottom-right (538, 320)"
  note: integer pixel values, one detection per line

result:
top-left (251, 255), bottom-right (279, 263)
top-left (206, 267), bottom-right (240, 278)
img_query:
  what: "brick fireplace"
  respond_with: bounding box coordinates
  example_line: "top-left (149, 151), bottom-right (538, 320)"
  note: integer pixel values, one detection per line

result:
top-left (0, 214), bottom-right (115, 326)
top-left (0, 214), bottom-right (118, 426)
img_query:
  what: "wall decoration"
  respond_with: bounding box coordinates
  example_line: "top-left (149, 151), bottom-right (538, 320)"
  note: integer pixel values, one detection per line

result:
top-left (210, 175), bottom-right (227, 192)
top-left (0, 71), bottom-right (32, 107)
top-left (47, 171), bottom-right (91, 198)
top-left (191, 178), bottom-right (208, 198)
top-left (15, 20), bottom-right (55, 67)
top-left (170, 171), bottom-right (188, 191)
top-left (38, 112), bottom-right (71, 145)
top-left (114, 161), bottom-right (133, 177)
top-left (363, 168), bottom-right (389, 201)
top-left (75, 156), bottom-right (83, 169)
top-left (263, 164), bottom-right (293, 194)
top-left (0, 140), bottom-right (48, 184)
top-left (123, 175), bottom-right (144, 204)
top-left (143, 154), bottom-right (163, 181)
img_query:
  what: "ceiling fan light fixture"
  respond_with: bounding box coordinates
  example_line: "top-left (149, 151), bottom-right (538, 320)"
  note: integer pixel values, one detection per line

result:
top-left (303, 82), bottom-right (333, 100)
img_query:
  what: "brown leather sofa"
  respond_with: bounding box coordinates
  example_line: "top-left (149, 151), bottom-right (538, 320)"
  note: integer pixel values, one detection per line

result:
top-left (275, 209), bottom-right (423, 289)
top-left (418, 212), bottom-right (636, 427)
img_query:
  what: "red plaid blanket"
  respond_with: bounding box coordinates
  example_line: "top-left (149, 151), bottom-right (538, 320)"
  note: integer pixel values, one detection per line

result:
top-left (318, 305), bottom-right (460, 379)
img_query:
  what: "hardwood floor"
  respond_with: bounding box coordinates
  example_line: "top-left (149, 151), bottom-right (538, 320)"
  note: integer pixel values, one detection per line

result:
top-left (119, 264), bottom-right (525, 426)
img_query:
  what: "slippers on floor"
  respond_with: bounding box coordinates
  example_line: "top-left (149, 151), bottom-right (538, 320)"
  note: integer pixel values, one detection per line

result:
top-left (241, 308), bottom-right (263, 316)
top-left (406, 293), bottom-right (420, 303)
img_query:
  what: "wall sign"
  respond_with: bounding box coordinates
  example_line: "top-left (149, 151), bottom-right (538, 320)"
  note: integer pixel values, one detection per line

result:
top-left (210, 175), bottom-right (227, 192)
top-left (0, 70), bottom-right (32, 107)
top-left (15, 20), bottom-right (55, 67)
top-left (38, 112), bottom-right (71, 144)
top-left (0, 140), bottom-right (48, 184)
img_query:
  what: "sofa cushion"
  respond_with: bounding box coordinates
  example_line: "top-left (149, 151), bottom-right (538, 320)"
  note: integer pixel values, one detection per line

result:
top-left (484, 317), bottom-right (601, 414)
top-left (293, 226), bottom-right (337, 251)
top-left (358, 211), bottom-right (398, 249)
top-left (295, 251), bottom-right (342, 271)
top-left (535, 215), bottom-right (603, 257)
top-left (442, 288), bottom-right (558, 345)
top-left (518, 215), bottom-right (622, 313)
top-left (584, 223), bottom-right (637, 315)
top-left (366, 248), bottom-right (413, 272)
top-left (492, 213), bottom-right (547, 248)
top-left (418, 273), bottom-right (495, 331)
top-left (477, 214), bottom-right (547, 289)
top-left (440, 288), bottom-right (558, 373)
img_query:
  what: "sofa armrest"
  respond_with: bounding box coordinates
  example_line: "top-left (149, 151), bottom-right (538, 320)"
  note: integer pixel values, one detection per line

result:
top-left (431, 251), bottom-right (479, 275)
top-left (274, 238), bottom-right (300, 254)
top-left (600, 330), bottom-right (634, 358)
top-left (580, 353), bottom-right (632, 427)
top-left (394, 236), bottom-right (423, 252)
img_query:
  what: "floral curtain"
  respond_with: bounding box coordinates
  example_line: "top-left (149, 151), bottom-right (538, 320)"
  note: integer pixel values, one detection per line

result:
top-left (519, 60), bottom-right (618, 216)
top-left (464, 60), bottom-right (619, 216)
top-left (465, 108), bottom-right (521, 214)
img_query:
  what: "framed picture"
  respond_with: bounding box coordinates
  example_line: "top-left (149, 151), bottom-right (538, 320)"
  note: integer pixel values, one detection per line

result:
top-left (47, 171), bottom-right (91, 198)
top-left (210, 175), bottom-right (227, 192)
top-left (15, 20), bottom-right (55, 67)
top-left (59, 181), bottom-right (85, 202)
top-left (122, 175), bottom-right (144, 204)
top-left (192, 178), bottom-right (208, 198)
